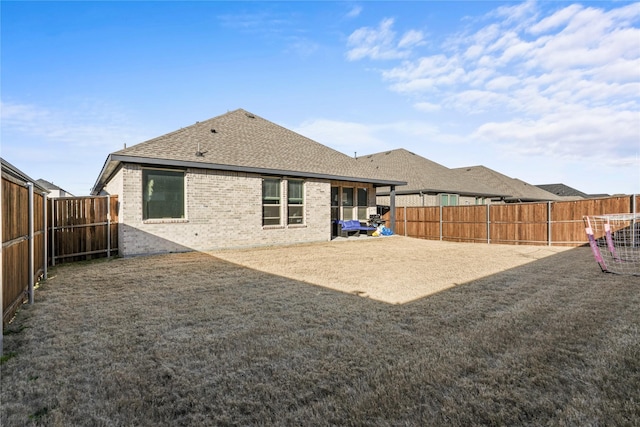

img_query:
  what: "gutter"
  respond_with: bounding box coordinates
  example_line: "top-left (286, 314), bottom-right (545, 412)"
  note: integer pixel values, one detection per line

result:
top-left (376, 187), bottom-right (507, 199)
top-left (91, 154), bottom-right (407, 194)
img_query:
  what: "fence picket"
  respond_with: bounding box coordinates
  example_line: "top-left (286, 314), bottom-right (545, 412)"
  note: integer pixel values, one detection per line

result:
top-left (47, 196), bottom-right (119, 264)
top-left (383, 196), bottom-right (639, 246)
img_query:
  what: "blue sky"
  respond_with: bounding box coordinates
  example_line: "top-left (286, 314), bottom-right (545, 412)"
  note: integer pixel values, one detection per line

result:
top-left (2, 0), bottom-right (639, 196)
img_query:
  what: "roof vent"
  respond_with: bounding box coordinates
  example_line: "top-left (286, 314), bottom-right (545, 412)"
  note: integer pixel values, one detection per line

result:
top-left (245, 112), bottom-right (255, 119)
top-left (195, 140), bottom-right (205, 157)
top-left (211, 128), bottom-right (217, 133)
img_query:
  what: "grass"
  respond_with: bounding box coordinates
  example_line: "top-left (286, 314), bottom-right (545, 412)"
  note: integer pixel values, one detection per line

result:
top-left (1, 245), bottom-right (639, 426)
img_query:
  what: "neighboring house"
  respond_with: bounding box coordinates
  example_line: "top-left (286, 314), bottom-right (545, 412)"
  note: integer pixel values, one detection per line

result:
top-left (535, 183), bottom-right (588, 200)
top-left (35, 179), bottom-right (74, 198)
top-left (91, 109), bottom-right (405, 257)
top-left (356, 149), bottom-right (507, 207)
top-left (453, 166), bottom-right (562, 203)
top-left (1, 158), bottom-right (49, 194)
top-left (536, 183), bottom-right (610, 199)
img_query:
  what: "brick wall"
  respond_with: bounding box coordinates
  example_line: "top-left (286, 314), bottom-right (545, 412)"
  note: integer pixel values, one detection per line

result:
top-left (106, 164), bottom-right (333, 256)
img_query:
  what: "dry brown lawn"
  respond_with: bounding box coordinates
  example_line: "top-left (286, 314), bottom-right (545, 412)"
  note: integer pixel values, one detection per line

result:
top-left (1, 236), bottom-right (639, 426)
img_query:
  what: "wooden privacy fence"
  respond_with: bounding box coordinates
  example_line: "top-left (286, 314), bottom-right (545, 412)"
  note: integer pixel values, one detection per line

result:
top-left (2, 177), bottom-right (47, 328)
top-left (384, 195), bottom-right (639, 246)
top-left (49, 196), bottom-right (118, 264)
top-left (2, 190), bottom-right (118, 329)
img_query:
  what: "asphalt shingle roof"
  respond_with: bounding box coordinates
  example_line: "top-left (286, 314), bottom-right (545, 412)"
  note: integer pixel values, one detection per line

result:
top-left (453, 166), bottom-right (562, 202)
top-left (536, 183), bottom-right (588, 199)
top-left (93, 109), bottom-right (403, 193)
top-left (356, 149), bottom-right (506, 197)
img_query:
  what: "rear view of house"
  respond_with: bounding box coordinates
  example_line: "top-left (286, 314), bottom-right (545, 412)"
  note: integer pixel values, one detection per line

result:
top-left (91, 109), bottom-right (404, 256)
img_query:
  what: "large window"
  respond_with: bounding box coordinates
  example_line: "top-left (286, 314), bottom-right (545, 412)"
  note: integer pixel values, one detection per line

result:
top-left (143, 169), bottom-right (185, 220)
top-left (287, 180), bottom-right (304, 224)
top-left (262, 178), bottom-right (281, 226)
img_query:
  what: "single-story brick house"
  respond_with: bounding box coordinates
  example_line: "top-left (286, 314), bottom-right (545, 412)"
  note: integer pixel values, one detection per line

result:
top-left (91, 109), bottom-right (405, 256)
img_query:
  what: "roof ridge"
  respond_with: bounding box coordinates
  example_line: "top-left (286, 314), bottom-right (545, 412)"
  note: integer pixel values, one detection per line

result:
top-left (115, 109), bottom-right (251, 154)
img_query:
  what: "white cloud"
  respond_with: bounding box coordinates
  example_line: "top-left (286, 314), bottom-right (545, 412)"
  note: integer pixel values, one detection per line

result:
top-left (1, 100), bottom-right (152, 195)
top-left (414, 102), bottom-right (441, 113)
top-left (0, 100), bottom-right (142, 150)
top-left (398, 29), bottom-right (425, 49)
top-left (346, 2), bottom-right (639, 175)
top-left (346, 5), bottom-right (362, 19)
top-left (346, 18), bottom-right (424, 61)
top-left (529, 4), bottom-right (583, 34)
top-left (473, 106), bottom-right (640, 164)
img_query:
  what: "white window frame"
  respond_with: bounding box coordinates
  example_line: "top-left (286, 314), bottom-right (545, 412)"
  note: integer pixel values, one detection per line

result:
top-left (262, 178), bottom-right (282, 226)
top-left (287, 179), bottom-right (305, 225)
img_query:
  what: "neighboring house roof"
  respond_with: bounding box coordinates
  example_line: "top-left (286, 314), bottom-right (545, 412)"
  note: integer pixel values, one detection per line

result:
top-left (453, 166), bottom-right (562, 202)
top-left (35, 179), bottom-right (73, 196)
top-left (1, 157), bottom-right (49, 193)
top-left (92, 109), bottom-right (405, 194)
top-left (536, 183), bottom-right (605, 199)
top-left (356, 149), bottom-right (507, 198)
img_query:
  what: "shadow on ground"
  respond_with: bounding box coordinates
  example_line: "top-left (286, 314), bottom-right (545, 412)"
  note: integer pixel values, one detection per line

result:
top-left (1, 245), bottom-right (638, 426)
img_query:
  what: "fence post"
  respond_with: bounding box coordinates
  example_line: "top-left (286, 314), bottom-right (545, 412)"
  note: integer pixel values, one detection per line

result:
top-left (43, 193), bottom-right (48, 279)
top-left (404, 206), bottom-right (407, 237)
top-left (547, 201), bottom-right (552, 246)
top-left (439, 205), bottom-right (443, 241)
top-left (28, 182), bottom-right (34, 305)
top-left (487, 204), bottom-right (491, 244)
top-left (107, 195), bottom-right (111, 258)
top-left (1, 165), bottom-right (3, 355)
top-left (633, 194), bottom-right (637, 247)
top-left (51, 199), bottom-right (55, 266)
top-left (390, 186), bottom-right (396, 235)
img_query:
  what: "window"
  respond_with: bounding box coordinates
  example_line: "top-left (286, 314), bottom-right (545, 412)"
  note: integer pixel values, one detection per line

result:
top-left (342, 187), bottom-right (354, 220)
top-left (331, 187), bottom-right (339, 221)
top-left (342, 188), bottom-right (354, 206)
top-left (439, 194), bottom-right (459, 206)
top-left (288, 180), bottom-right (304, 224)
top-left (357, 188), bottom-right (368, 220)
top-left (143, 169), bottom-right (185, 220)
top-left (262, 178), bottom-right (281, 226)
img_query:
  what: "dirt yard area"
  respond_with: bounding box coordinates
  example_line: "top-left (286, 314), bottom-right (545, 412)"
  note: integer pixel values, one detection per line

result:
top-left (1, 237), bottom-right (638, 426)
top-left (211, 236), bottom-right (572, 304)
